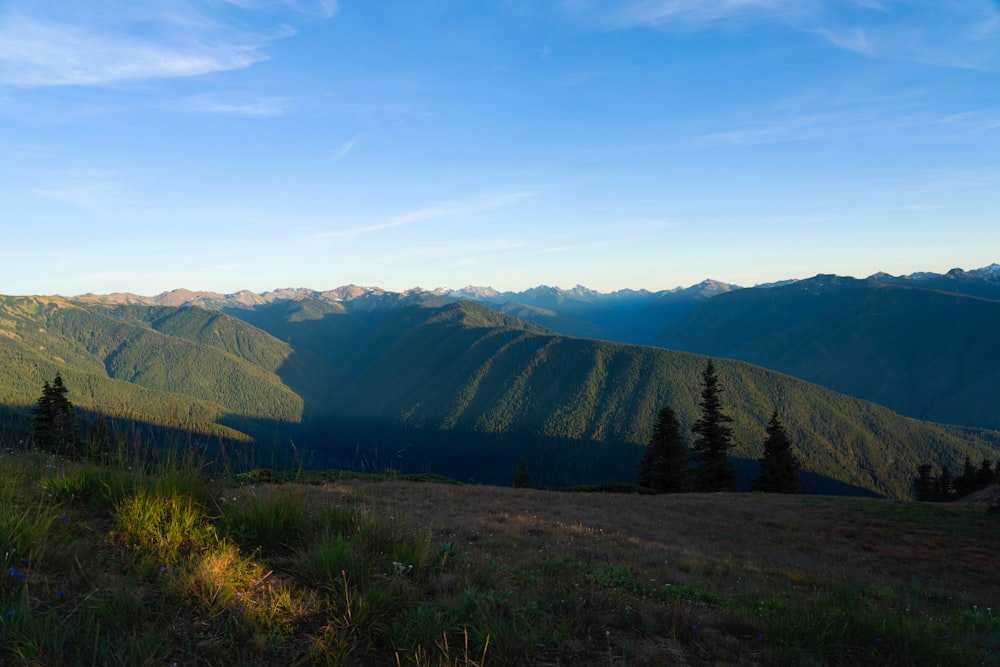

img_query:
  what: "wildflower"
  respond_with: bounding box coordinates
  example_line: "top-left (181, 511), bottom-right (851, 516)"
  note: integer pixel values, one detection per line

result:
top-left (7, 568), bottom-right (25, 579)
top-left (56, 591), bottom-right (65, 600)
top-left (691, 625), bottom-right (698, 632)
top-left (6, 610), bottom-right (13, 619)
top-left (59, 514), bottom-right (67, 522)
top-left (159, 565), bottom-right (167, 573)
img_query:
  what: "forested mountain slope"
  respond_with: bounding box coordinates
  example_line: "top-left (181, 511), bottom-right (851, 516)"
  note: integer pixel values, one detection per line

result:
top-left (654, 276), bottom-right (1000, 430)
top-left (233, 298), bottom-right (998, 498)
top-left (0, 296), bottom-right (302, 443)
top-left (2, 294), bottom-right (997, 498)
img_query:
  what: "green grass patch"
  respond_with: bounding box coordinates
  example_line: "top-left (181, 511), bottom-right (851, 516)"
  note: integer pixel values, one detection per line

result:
top-left (723, 588), bottom-right (995, 666)
top-left (220, 491), bottom-right (312, 555)
top-left (1, 449), bottom-right (998, 666)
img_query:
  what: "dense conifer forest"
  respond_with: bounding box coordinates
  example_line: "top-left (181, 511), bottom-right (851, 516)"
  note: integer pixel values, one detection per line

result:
top-left (1, 292), bottom-right (998, 498)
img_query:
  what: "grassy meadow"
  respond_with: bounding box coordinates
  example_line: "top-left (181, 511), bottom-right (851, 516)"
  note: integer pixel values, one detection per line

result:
top-left (1, 447), bottom-right (998, 666)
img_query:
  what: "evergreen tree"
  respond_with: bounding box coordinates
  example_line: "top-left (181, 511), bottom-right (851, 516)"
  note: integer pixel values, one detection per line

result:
top-left (31, 373), bottom-right (80, 457)
top-left (938, 465), bottom-right (954, 502)
top-left (976, 458), bottom-right (996, 487)
top-left (690, 359), bottom-right (737, 492)
top-left (913, 463), bottom-right (938, 501)
top-left (955, 456), bottom-right (978, 498)
top-left (513, 455), bottom-right (533, 488)
top-left (638, 406), bottom-right (688, 493)
top-left (751, 412), bottom-right (801, 494)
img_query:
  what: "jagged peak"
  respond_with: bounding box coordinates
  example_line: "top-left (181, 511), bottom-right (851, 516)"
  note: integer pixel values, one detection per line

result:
top-left (972, 263), bottom-right (1000, 276)
top-left (61, 263), bottom-right (998, 308)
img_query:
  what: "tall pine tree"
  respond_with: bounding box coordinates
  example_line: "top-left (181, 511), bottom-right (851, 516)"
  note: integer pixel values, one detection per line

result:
top-left (976, 458), bottom-right (996, 487)
top-left (751, 412), bottom-right (801, 493)
top-left (638, 405), bottom-right (688, 493)
top-left (690, 359), bottom-right (737, 492)
top-left (513, 455), bottom-right (533, 488)
top-left (955, 456), bottom-right (978, 498)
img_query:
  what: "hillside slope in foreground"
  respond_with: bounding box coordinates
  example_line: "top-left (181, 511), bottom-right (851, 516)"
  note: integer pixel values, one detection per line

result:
top-left (4, 447), bottom-right (997, 666)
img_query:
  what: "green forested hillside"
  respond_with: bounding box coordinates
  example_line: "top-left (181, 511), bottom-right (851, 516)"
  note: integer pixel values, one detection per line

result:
top-left (1, 294), bottom-right (997, 498)
top-left (303, 300), bottom-right (997, 498)
top-left (0, 296), bottom-right (302, 442)
top-left (654, 276), bottom-right (1000, 430)
top-left (110, 305), bottom-right (293, 372)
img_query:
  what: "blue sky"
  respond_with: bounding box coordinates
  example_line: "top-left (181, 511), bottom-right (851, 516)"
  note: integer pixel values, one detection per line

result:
top-left (1, 0), bottom-right (998, 295)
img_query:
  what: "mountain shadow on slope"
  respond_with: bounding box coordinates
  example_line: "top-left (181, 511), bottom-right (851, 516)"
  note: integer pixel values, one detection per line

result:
top-left (654, 275), bottom-right (1000, 431)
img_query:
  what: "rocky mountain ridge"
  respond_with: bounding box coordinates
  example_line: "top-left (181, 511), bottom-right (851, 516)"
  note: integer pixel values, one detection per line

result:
top-left (71, 263), bottom-right (999, 310)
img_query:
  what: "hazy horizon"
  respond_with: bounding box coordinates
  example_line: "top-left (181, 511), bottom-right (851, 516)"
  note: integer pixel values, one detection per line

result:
top-left (0, 259), bottom-right (990, 301)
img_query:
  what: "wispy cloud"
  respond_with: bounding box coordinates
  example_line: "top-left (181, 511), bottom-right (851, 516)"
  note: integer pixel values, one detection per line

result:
top-left (0, 1), bottom-right (337, 87)
top-left (696, 114), bottom-right (836, 146)
top-left (537, 239), bottom-right (618, 254)
top-left (564, 0), bottom-right (809, 29)
top-left (220, 0), bottom-right (339, 19)
top-left (0, 12), bottom-right (260, 86)
top-left (849, 0), bottom-right (887, 11)
top-left (332, 133), bottom-right (372, 161)
top-left (386, 192), bottom-right (533, 227)
top-left (812, 4), bottom-right (1000, 69)
top-left (31, 171), bottom-right (129, 209)
top-left (815, 26), bottom-right (873, 56)
top-left (561, 0), bottom-right (1000, 70)
top-left (320, 191), bottom-right (534, 240)
top-left (814, 25), bottom-right (994, 69)
top-left (176, 94), bottom-right (287, 116)
top-left (359, 238), bottom-right (526, 266)
top-left (692, 94), bottom-right (1000, 149)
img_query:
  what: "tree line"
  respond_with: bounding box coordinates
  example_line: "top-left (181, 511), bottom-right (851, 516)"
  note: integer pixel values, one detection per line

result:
top-left (29, 373), bottom-right (114, 461)
top-left (913, 457), bottom-right (996, 502)
top-left (637, 359), bottom-right (801, 494)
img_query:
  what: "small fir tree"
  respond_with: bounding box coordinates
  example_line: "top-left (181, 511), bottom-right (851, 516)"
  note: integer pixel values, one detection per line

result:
top-left (31, 373), bottom-right (80, 457)
top-left (513, 456), bottom-right (533, 488)
top-left (638, 405), bottom-right (688, 493)
top-left (690, 359), bottom-right (737, 492)
top-left (976, 458), bottom-right (996, 488)
top-left (751, 412), bottom-right (801, 494)
top-left (938, 465), bottom-right (955, 502)
top-left (955, 456), bottom-right (978, 498)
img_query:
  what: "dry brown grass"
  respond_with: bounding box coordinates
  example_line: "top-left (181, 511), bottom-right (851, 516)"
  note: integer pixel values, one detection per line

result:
top-left (6, 444), bottom-right (997, 666)
top-left (283, 483), bottom-right (996, 606)
top-left (247, 480), bottom-right (1000, 664)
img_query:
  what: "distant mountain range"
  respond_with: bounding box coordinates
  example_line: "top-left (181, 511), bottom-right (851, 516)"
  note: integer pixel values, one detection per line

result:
top-left (71, 262), bottom-right (1000, 431)
top-left (75, 263), bottom-right (1000, 345)
top-left (654, 270), bottom-right (1000, 431)
top-left (1, 263), bottom-right (997, 499)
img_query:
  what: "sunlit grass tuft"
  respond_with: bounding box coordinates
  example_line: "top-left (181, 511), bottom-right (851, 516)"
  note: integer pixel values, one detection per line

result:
top-left (1, 446), bottom-right (997, 665)
top-left (113, 487), bottom-right (216, 564)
